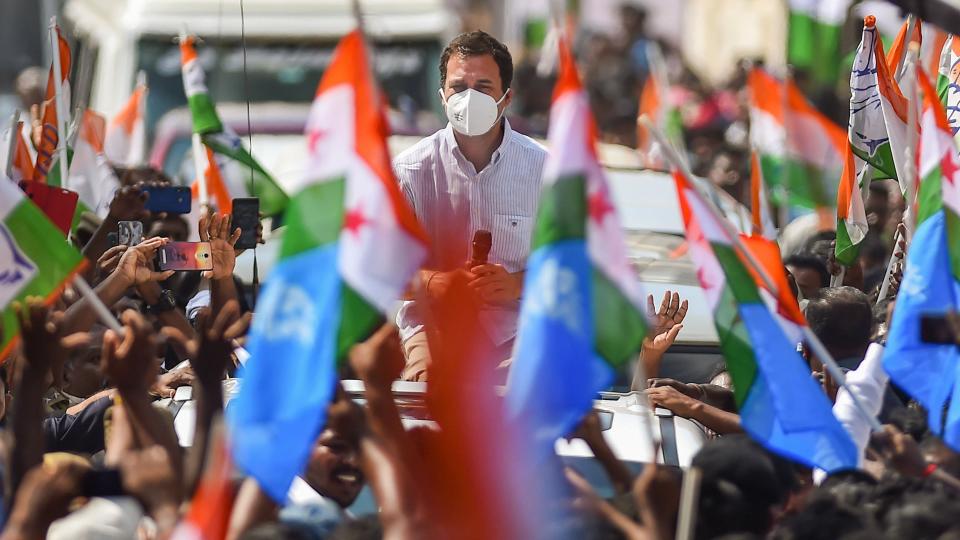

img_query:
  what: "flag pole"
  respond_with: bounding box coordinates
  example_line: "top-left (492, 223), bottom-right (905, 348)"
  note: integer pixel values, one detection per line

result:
top-left (179, 28), bottom-right (209, 208)
top-left (5, 112), bottom-right (18, 180)
top-left (49, 17), bottom-right (70, 190)
top-left (71, 276), bottom-right (124, 333)
top-left (641, 116), bottom-right (885, 433)
top-left (675, 466), bottom-right (701, 540)
top-left (876, 46), bottom-right (920, 304)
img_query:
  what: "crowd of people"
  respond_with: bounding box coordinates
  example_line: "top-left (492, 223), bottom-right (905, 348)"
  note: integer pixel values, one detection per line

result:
top-left (2, 8), bottom-right (960, 540)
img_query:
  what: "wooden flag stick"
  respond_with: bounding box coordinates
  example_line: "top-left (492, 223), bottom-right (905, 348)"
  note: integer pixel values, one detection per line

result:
top-left (641, 116), bottom-right (885, 433)
top-left (675, 467), bottom-right (702, 540)
top-left (4, 112), bottom-right (18, 180)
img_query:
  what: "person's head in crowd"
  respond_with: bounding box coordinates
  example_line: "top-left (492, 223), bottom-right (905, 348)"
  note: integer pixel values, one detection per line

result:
top-left (113, 165), bottom-right (173, 188)
top-left (147, 215), bottom-right (190, 242)
top-left (74, 212), bottom-right (103, 249)
top-left (860, 232), bottom-right (889, 291)
top-left (769, 490), bottom-right (874, 540)
top-left (15, 66), bottom-right (46, 110)
top-left (620, 5), bottom-right (648, 40)
top-left (693, 435), bottom-right (786, 539)
top-left (706, 145), bottom-right (746, 199)
top-left (302, 427), bottom-right (365, 509)
top-left (327, 514), bottom-right (384, 540)
top-left (60, 327), bottom-right (108, 399)
top-left (784, 254), bottom-right (830, 300)
top-left (238, 522), bottom-right (318, 540)
top-left (801, 230), bottom-right (836, 264)
top-left (438, 30), bottom-right (513, 138)
top-left (883, 492), bottom-right (960, 540)
top-left (805, 286), bottom-right (873, 369)
top-left (866, 181), bottom-right (891, 233)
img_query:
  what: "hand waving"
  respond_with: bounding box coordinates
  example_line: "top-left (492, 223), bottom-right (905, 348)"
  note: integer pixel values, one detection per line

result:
top-left (199, 211), bottom-right (241, 280)
top-left (101, 310), bottom-right (160, 395)
top-left (644, 291), bottom-right (687, 355)
top-left (162, 300), bottom-right (249, 387)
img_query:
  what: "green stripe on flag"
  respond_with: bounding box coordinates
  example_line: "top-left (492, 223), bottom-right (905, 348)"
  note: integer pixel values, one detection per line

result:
top-left (1, 200), bottom-right (84, 355)
top-left (531, 175), bottom-right (586, 250)
top-left (835, 219), bottom-right (860, 267)
top-left (203, 135), bottom-right (290, 216)
top-left (788, 11), bottom-right (843, 86)
top-left (712, 244), bottom-right (763, 304)
top-left (713, 285), bottom-right (757, 407)
top-left (188, 94), bottom-right (224, 135)
top-left (592, 270), bottom-right (646, 367)
top-left (280, 179), bottom-right (345, 259)
top-left (336, 285), bottom-right (382, 363)
top-left (947, 209), bottom-right (960, 282)
top-left (917, 167), bottom-right (944, 226)
top-left (851, 143), bottom-right (897, 182)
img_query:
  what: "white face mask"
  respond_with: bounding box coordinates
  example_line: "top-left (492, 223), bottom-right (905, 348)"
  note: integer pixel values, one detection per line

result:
top-left (439, 87), bottom-right (509, 137)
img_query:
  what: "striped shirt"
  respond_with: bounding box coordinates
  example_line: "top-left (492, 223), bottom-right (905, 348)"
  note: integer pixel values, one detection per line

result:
top-left (394, 119), bottom-right (547, 345)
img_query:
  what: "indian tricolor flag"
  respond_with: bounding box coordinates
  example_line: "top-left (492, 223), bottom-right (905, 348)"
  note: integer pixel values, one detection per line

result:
top-left (636, 42), bottom-right (681, 170)
top-left (675, 169), bottom-right (856, 471)
top-left (749, 150), bottom-right (777, 239)
top-left (227, 30), bottom-right (428, 502)
top-left (104, 81), bottom-right (146, 166)
top-left (788, 0), bottom-right (852, 86)
top-left (507, 36), bottom-right (649, 440)
top-left (33, 26), bottom-right (71, 183)
top-left (180, 36), bottom-right (288, 216)
top-left (849, 16), bottom-right (913, 191)
top-left (67, 110), bottom-right (121, 218)
top-left (834, 141), bottom-right (869, 267)
top-left (0, 178), bottom-right (85, 359)
top-left (7, 122), bottom-right (34, 182)
top-left (747, 67), bottom-right (846, 208)
top-left (936, 34), bottom-right (960, 145)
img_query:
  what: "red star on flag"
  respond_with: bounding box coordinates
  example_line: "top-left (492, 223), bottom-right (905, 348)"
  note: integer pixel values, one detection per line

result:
top-left (588, 189), bottom-right (614, 225)
top-left (343, 206), bottom-right (368, 236)
top-left (307, 128), bottom-right (328, 153)
top-left (942, 151), bottom-right (960, 187)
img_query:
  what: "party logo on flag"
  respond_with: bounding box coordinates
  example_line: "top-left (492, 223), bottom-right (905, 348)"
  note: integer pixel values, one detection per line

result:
top-left (0, 224), bottom-right (37, 306)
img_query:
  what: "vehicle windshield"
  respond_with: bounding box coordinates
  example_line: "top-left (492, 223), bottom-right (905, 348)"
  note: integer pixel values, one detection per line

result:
top-left (137, 37), bottom-right (442, 136)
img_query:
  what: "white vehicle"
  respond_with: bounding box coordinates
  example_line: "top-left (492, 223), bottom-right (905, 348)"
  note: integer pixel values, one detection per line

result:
top-left (64, 0), bottom-right (455, 128)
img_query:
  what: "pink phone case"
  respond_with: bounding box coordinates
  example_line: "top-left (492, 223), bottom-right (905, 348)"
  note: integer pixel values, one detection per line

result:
top-left (158, 242), bottom-right (213, 271)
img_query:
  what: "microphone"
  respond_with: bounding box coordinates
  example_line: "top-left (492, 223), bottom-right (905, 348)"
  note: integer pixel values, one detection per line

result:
top-left (470, 229), bottom-right (492, 268)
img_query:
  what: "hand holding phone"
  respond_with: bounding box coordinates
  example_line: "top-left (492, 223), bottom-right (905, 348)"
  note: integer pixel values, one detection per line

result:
top-left (157, 242), bottom-right (213, 272)
top-left (231, 198), bottom-right (260, 250)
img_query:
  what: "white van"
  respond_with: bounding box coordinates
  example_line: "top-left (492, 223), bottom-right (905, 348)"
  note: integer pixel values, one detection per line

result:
top-left (63, 0), bottom-right (455, 132)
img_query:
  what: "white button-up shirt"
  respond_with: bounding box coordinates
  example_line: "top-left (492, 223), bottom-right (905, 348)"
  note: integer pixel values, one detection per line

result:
top-left (394, 119), bottom-right (547, 345)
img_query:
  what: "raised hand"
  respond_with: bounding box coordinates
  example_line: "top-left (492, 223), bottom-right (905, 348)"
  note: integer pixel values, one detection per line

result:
top-left (14, 298), bottom-right (88, 388)
top-left (199, 211), bottom-right (241, 280)
top-left (644, 290), bottom-right (687, 355)
top-left (107, 185), bottom-right (149, 222)
top-left (96, 245), bottom-right (128, 281)
top-left (118, 445), bottom-right (182, 532)
top-left (3, 461), bottom-right (89, 540)
top-left (101, 309), bottom-right (160, 395)
top-left (348, 323), bottom-right (405, 390)
top-left (162, 300), bottom-right (249, 387)
top-left (115, 237), bottom-right (174, 286)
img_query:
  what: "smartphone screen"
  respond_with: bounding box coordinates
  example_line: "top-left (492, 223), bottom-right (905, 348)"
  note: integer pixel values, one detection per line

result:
top-left (118, 221), bottom-right (143, 246)
top-left (143, 186), bottom-right (192, 214)
top-left (158, 242), bottom-right (213, 271)
top-left (231, 198), bottom-right (260, 250)
top-left (82, 469), bottom-right (124, 498)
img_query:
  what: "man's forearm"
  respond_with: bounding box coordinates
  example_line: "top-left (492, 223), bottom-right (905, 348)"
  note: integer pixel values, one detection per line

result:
top-left (62, 272), bottom-right (130, 335)
top-left (688, 402), bottom-right (742, 435)
top-left (210, 276), bottom-right (239, 314)
top-left (7, 369), bottom-right (47, 504)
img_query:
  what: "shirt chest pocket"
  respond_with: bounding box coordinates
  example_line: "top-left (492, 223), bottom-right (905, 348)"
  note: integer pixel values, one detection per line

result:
top-left (490, 213), bottom-right (533, 271)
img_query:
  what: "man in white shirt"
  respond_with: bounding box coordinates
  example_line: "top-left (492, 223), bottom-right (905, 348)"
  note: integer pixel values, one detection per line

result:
top-left (394, 31), bottom-right (547, 381)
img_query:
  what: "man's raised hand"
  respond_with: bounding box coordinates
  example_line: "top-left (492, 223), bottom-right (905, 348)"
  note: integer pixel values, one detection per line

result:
top-left (644, 290), bottom-right (687, 355)
top-left (199, 210), bottom-right (241, 280)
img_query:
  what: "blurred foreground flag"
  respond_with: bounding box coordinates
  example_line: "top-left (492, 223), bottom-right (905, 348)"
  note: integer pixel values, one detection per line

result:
top-left (884, 66), bottom-right (960, 448)
top-left (748, 150), bottom-right (777, 239)
top-left (636, 42), bottom-right (681, 170)
top-left (171, 426), bottom-right (234, 540)
top-left (747, 67), bottom-right (845, 209)
top-left (834, 141), bottom-right (868, 267)
top-left (228, 30), bottom-right (427, 502)
top-left (674, 170), bottom-right (857, 471)
top-left (849, 16), bottom-right (913, 191)
top-left (507, 38), bottom-right (649, 442)
top-left (6, 122), bottom-right (34, 182)
top-left (180, 36), bottom-right (288, 216)
top-left (787, 0), bottom-right (851, 86)
top-left (104, 81), bottom-right (147, 167)
top-left (937, 35), bottom-right (960, 144)
top-left (0, 178), bottom-right (84, 359)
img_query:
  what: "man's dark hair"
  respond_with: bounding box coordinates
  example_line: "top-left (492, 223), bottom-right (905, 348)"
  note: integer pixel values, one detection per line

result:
top-left (805, 286), bottom-right (874, 354)
top-left (783, 253), bottom-right (830, 288)
top-left (439, 31), bottom-right (513, 93)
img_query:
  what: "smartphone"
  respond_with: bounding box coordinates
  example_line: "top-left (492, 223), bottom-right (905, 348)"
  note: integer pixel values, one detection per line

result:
top-left (82, 469), bottom-right (125, 498)
top-left (142, 186), bottom-right (191, 214)
top-left (920, 314), bottom-right (955, 345)
top-left (18, 181), bottom-right (79, 237)
top-left (231, 198), bottom-right (260, 250)
top-left (157, 242), bottom-right (213, 272)
top-left (118, 221), bottom-right (143, 246)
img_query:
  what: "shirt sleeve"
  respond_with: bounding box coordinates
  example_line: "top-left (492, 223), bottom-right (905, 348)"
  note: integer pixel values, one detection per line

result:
top-left (43, 396), bottom-right (113, 455)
